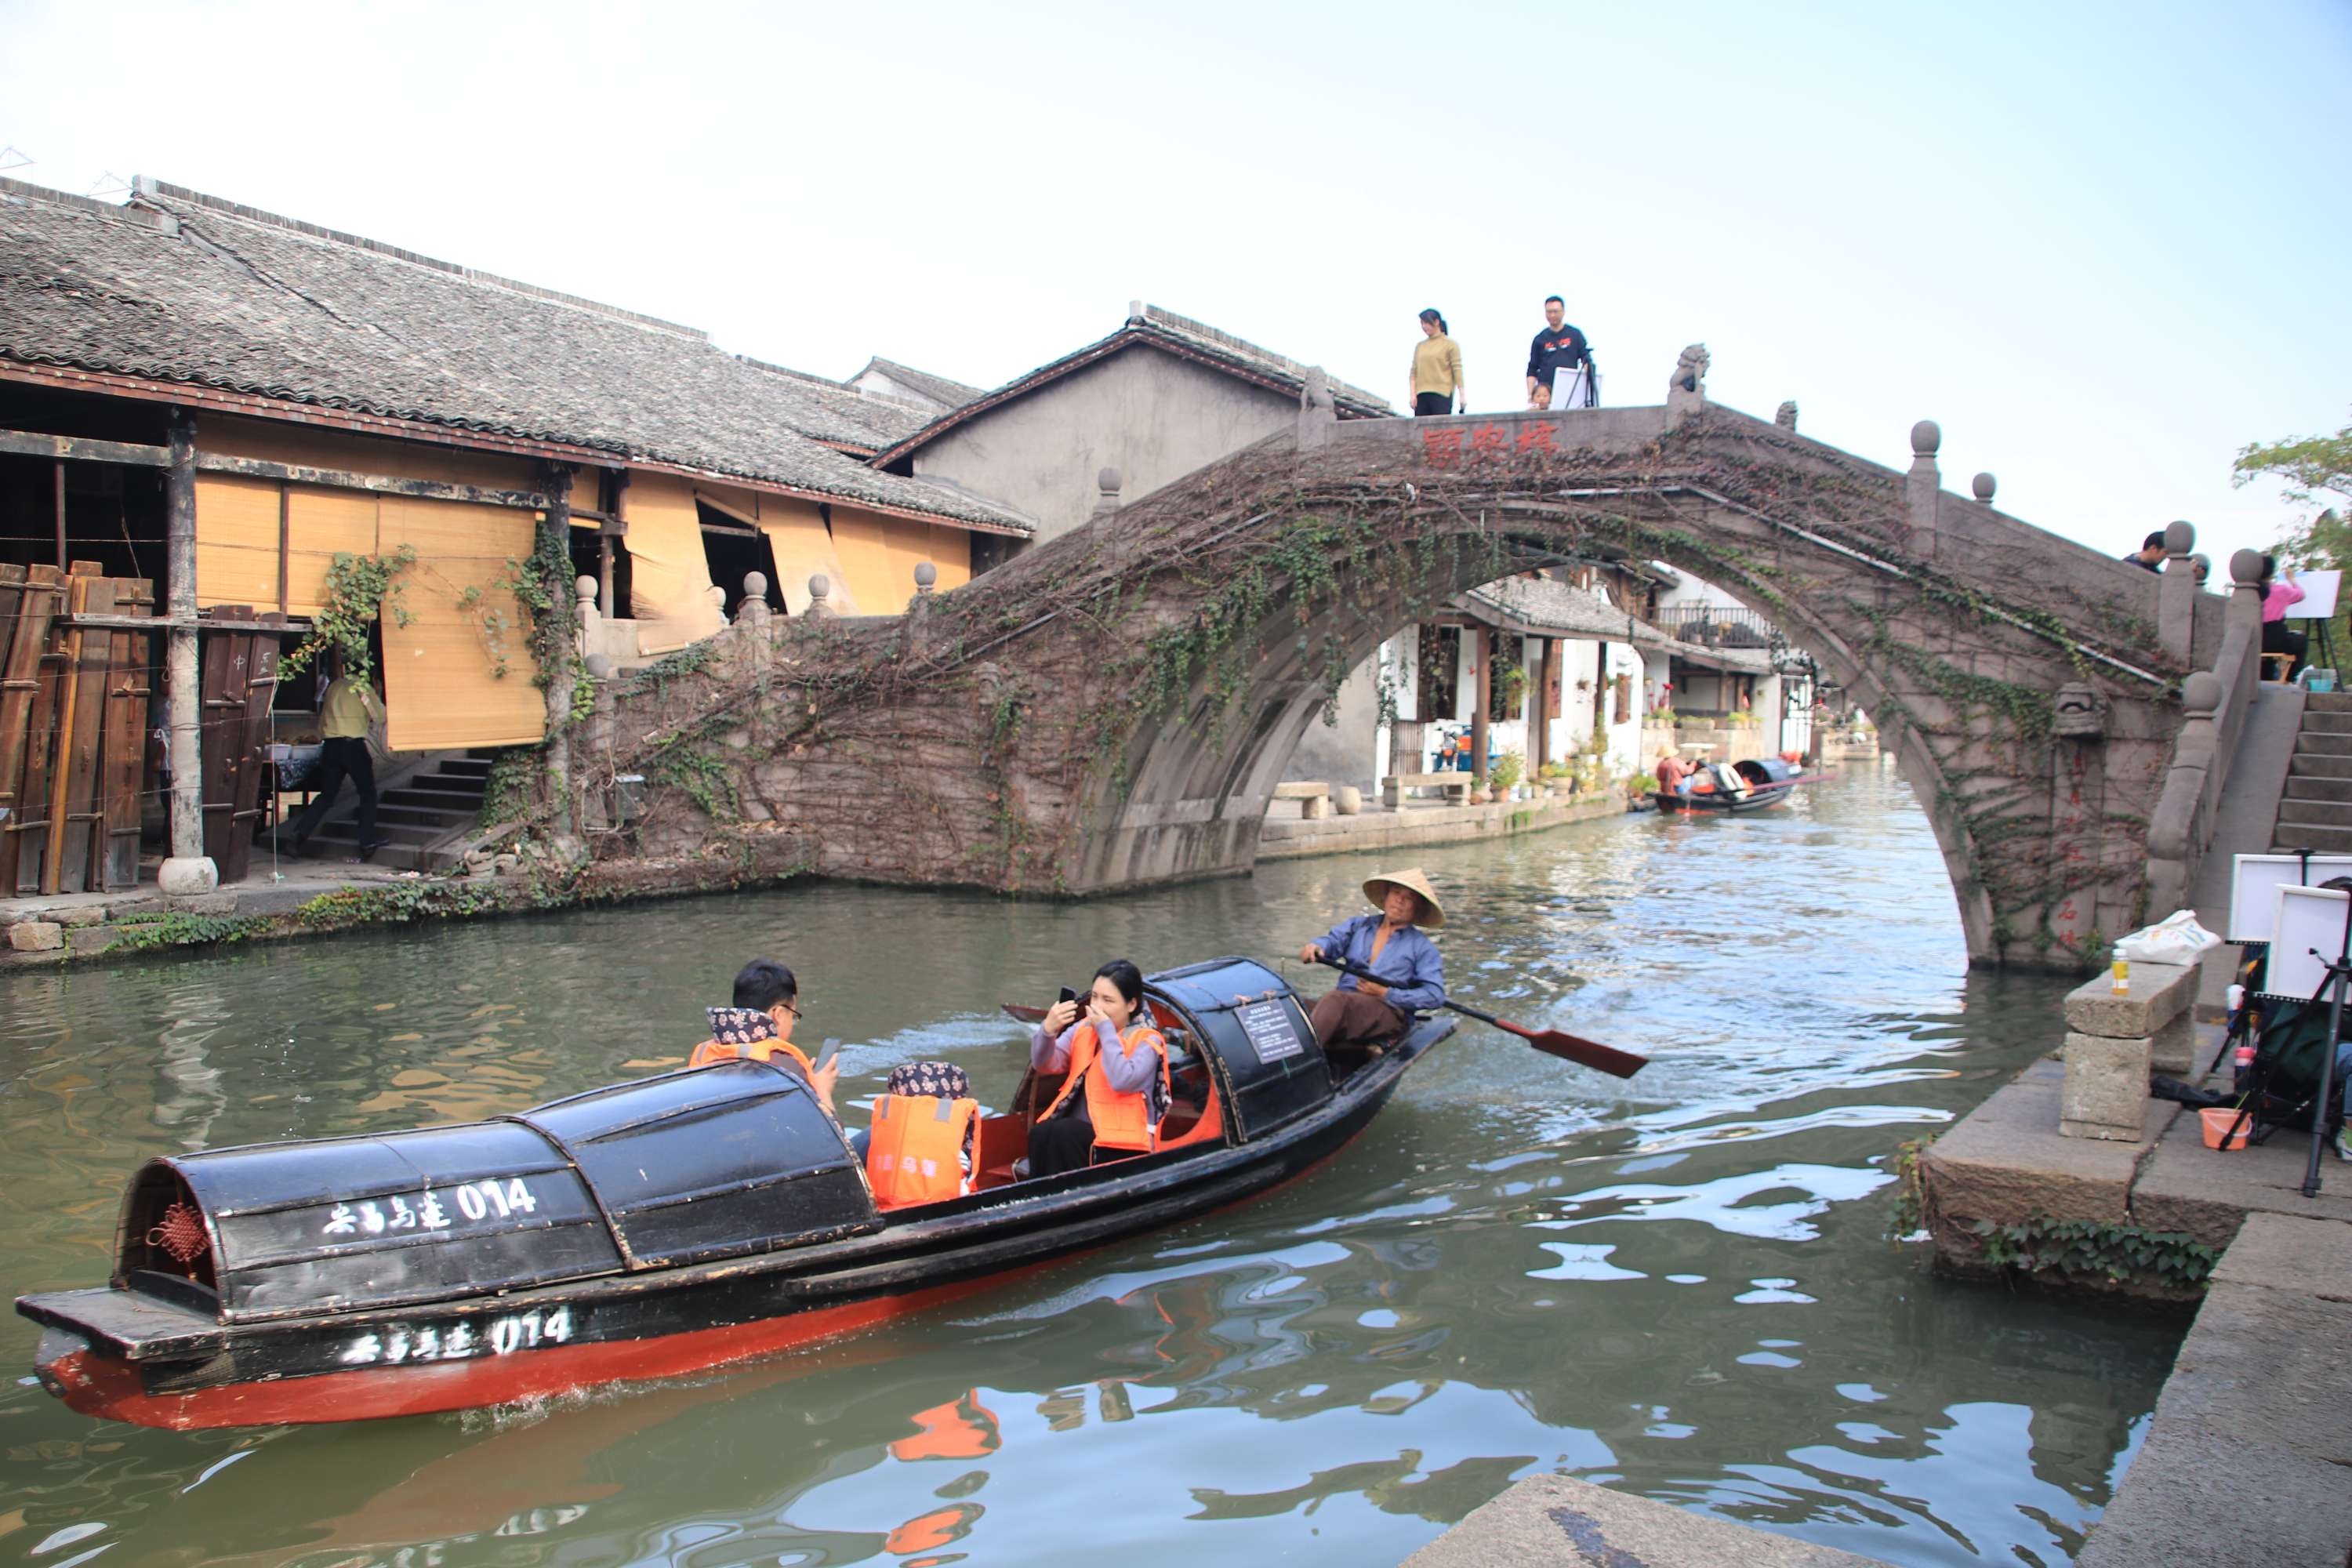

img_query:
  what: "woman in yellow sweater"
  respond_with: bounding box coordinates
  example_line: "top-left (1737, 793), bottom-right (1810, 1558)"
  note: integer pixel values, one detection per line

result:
top-left (1410, 309), bottom-right (1465, 416)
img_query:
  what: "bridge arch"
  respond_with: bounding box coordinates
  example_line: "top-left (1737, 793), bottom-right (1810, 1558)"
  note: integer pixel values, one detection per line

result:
top-left (610, 403), bottom-right (2195, 971)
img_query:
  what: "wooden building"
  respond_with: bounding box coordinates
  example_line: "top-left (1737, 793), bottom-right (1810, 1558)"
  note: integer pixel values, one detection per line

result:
top-left (0, 176), bottom-right (1030, 891)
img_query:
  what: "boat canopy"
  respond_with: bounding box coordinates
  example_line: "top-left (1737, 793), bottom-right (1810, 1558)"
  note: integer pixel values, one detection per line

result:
top-left (1145, 958), bottom-right (1335, 1142)
top-left (114, 1061), bottom-right (877, 1324)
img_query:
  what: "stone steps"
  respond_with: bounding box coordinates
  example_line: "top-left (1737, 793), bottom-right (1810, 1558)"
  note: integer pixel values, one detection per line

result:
top-left (2289, 752), bottom-right (2352, 779)
top-left (2273, 823), bottom-right (2352, 855)
top-left (2302, 709), bottom-right (2352, 733)
top-left (2277, 797), bottom-right (2352, 826)
top-left (2292, 731), bottom-right (2352, 756)
top-left (2284, 775), bottom-right (2352, 803)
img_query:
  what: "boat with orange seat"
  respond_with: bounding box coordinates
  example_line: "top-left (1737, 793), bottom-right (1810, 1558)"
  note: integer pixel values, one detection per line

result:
top-left (18, 957), bottom-right (1452, 1430)
top-left (1653, 755), bottom-right (1820, 815)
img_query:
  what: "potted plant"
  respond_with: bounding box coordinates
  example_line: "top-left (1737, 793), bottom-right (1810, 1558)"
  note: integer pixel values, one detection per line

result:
top-left (1490, 750), bottom-right (1523, 803)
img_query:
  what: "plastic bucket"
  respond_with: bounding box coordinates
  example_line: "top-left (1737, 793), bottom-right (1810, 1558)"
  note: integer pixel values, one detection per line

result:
top-left (2199, 1107), bottom-right (2253, 1151)
top-left (2309, 674), bottom-right (2338, 694)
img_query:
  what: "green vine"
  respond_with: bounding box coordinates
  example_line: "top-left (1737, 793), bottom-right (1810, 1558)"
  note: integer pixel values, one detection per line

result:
top-left (281, 546), bottom-right (417, 684)
top-left (477, 745), bottom-right (541, 829)
top-left (1969, 1214), bottom-right (2219, 1293)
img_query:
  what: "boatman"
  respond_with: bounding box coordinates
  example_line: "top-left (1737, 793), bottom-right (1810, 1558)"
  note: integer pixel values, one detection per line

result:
top-left (690, 958), bottom-right (840, 1118)
top-left (1298, 867), bottom-right (1446, 1073)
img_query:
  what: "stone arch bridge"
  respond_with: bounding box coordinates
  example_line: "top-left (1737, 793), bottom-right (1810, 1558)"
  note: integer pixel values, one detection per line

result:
top-left (598, 371), bottom-right (2228, 970)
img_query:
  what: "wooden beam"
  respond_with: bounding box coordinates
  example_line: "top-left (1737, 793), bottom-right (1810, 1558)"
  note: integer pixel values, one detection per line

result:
top-left (53, 460), bottom-right (66, 568)
top-left (275, 481), bottom-right (290, 614)
top-left (162, 409), bottom-right (207, 881)
top-left (60, 613), bottom-right (307, 633)
top-left (1471, 627), bottom-right (1492, 786)
top-left (190, 452), bottom-right (550, 510)
top-left (0, 429), bottom-right (172, 466)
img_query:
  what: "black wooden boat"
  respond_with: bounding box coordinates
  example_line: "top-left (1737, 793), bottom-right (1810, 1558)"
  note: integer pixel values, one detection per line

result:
top-left (18, 958), bottom-right (1453, 1430)
top-left (1652, 756), bottom-right (1820, 815)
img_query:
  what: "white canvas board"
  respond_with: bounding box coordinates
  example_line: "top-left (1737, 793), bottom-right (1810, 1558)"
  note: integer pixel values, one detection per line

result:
top-left (2263, 884), bottom-right (2352, 998)
top-left (2228, 852), bottom-right (2352, 942)
top-left (2282, 568), bottom-right (2340, 620)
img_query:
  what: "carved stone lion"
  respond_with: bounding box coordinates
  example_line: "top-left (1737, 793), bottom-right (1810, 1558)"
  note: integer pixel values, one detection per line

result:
top-left (1671, 343), bottom-right (1710, 394)
top-left (1775, 401), bottom-right (1798, 430)
top-left (2053, 682), bottom-right (2107, 740)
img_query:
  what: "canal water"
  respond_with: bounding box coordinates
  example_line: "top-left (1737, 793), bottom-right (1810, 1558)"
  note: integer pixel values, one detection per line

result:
top-left (0, 763), bottom-right (2180, 1566)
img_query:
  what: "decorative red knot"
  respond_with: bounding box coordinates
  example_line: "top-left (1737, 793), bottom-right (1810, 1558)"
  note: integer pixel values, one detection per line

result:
top-left (148, 1201), bottom-right (209, 1266)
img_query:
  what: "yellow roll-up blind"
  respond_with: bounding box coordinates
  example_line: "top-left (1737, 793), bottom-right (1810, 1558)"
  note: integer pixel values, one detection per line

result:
top-left (376, 497), bottom-right (545, 751)
top-left (193, 475), bottom-right (283, 609)
top-left (622, 474), bottom-right (722, 655)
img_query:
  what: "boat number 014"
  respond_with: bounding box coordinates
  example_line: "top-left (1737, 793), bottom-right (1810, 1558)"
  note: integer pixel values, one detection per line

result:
top-left (320, 1178), bottom-right (539, 1237)
top-left (339, 1305), bottom-right (575, 1366)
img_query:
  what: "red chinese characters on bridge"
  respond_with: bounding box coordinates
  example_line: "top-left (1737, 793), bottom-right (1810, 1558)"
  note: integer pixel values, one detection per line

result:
top-left (1420, 419), bottom-right (1565, 468)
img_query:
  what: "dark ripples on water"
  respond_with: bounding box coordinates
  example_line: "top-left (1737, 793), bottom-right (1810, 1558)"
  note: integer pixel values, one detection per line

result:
top-left (0, 762), bottom-right (2175, 1566)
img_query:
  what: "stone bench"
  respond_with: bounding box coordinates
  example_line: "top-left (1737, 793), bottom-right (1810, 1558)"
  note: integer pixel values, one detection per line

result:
top-left (1381, 772), bottom-right (1475, 808)
top-left (2060, 958), bottom-right (2201, 1141)
top-left (1272, 780), bottom-right (1332, 819)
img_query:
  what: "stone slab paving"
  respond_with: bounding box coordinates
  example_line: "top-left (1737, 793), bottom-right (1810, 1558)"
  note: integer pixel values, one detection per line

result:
top-left (1401, 1474), bottom-right (1889, 1568)
top-left (1256, 791), bottom-right (1626, 862)
top-left (1923, 1058), bottom-right (2178, 1228)
top-left (2078, 1214), bottom-right (2352, 1568)
top-left (2129, 1108), bottom-right (2352, 1247)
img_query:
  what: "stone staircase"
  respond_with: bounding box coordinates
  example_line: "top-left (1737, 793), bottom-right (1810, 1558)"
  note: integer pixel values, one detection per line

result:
top-left (305, 750), bottom-right (495, 871)
top-left (2272, 691), bottom-right (2352, 855)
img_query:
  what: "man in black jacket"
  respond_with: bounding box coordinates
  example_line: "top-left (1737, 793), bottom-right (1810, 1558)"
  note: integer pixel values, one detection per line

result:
top-left (1526, 296), bottom-right (1596, 409)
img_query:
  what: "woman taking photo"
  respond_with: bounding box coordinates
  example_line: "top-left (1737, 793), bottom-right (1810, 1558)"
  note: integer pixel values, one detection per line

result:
top-left (1026, 960), bottom-right (1171, 1177)
top-left (1410, 309), bottom-right (1464, 417)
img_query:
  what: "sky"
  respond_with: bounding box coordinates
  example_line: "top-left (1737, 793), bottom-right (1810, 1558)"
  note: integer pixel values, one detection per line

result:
top-left (4, 0), bottom-right (2347, 572)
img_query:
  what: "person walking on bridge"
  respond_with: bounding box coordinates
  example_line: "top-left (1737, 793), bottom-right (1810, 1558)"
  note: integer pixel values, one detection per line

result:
top-left (2123, 531), bottom-right (2168, 572)
top-left (1526, 296), bottom-right (1597, 410)
top-left (1410, 309), bottom-right (1465, 416)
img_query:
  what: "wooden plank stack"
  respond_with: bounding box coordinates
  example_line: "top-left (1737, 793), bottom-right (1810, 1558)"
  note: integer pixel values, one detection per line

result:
top-left (0, 562), bottom-right (160, 895)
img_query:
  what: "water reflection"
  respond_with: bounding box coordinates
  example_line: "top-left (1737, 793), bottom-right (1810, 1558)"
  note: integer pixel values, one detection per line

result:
top-left (0, 766), bottom-right (2176, 1565)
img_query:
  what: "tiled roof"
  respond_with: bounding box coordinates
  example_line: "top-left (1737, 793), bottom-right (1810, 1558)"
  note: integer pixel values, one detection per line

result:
top-left (851, 356), bottom-right (985, 410)
top-left (871, 301), bottom-right (1392, 468)
top-left (0, 177), bottom-right (1029, 533)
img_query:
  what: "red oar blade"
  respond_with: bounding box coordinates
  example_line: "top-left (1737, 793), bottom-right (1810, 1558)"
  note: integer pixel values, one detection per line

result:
top-left (1496, 1018), bottom-right (1649, 1079)
top-left (1001, 1002), bottom-right (1048, 1023)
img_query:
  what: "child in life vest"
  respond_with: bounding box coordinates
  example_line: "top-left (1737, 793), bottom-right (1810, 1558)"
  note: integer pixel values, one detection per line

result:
top-left (1026, 959), bottom-right (1168, 1178)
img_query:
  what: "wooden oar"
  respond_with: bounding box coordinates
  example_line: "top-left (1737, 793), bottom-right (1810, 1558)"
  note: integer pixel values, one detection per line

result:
top-left (1000, 1001), bottom-right (1047, 1023)
top-left (1310, 954), bottom-right (1649, 1079)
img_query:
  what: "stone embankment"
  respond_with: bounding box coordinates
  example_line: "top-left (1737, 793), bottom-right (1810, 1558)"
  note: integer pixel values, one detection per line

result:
top-left (1916, 946), bottom-right (2352, 1566)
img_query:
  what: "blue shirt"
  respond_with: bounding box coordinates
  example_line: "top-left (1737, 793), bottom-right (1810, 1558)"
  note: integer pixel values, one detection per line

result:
top-left (1316, 914), bottom-right (1446, 1013)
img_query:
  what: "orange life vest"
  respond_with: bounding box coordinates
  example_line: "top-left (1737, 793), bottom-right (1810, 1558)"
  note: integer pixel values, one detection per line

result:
top-left (688, 1036), bottom-right (815, 1075)
top-left (1040, 1022), bottom-right (1170, 1153)
top-left (866, 1093), bottom-right (979, 1208)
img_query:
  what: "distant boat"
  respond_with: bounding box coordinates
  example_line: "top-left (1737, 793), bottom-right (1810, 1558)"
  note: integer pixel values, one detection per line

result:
top-left (1652, 756), bottom-right (1819, 815)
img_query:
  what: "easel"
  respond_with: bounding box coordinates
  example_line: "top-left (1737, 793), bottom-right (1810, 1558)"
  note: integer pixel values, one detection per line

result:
top-left (2297, 924), bottom-right (2347, 1200)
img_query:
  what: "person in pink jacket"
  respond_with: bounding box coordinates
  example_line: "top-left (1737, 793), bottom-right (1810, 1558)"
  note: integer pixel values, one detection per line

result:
top-left (2260, 554), bottom-right (2309, 681)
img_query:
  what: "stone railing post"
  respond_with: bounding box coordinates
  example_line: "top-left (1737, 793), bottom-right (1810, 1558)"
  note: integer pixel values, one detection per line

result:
top-left (2158, 519), bottom-right (2197, 666)
top-left (737, 572), bottom-right (771, 677)
top-left (905, 561), bottom-right (938, 647)
top-left (1905, 420), bottom-right (1940, 561)
top-left (1091, 467), bottom-right (1122, 521)
top-left (575, 574), bottom-right (599, 652)
top-left (1971, 472), bottom-right (1996, 507)
top-left (2144, 670), bottom-right (2220, 917)
top-left (806, 574), bottom-right (837, 619)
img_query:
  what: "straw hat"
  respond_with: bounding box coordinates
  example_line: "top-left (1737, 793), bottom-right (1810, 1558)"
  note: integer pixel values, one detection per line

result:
top-left (1363, 866), bottom-right (1445, 929)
